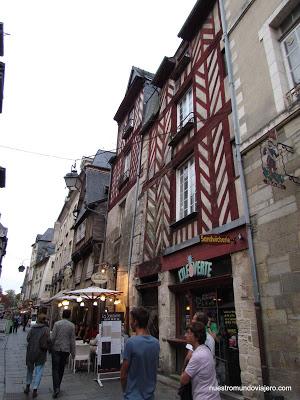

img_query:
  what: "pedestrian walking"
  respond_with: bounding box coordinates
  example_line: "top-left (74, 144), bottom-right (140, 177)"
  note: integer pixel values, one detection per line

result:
top-left (180, 322), bottom-right (220, 400)
top-left (120, 307), bottom-right (160, 400)
top-left (12, 315), bottom-right (19, 333)
top-left (50, 309), bottom-right (75, 399)
top-left (22, 313), bottom-right (28, 332)
top-left (183, 311), bottom-right (215, 369)
top-left (24, 313), bottom-right (50, 398)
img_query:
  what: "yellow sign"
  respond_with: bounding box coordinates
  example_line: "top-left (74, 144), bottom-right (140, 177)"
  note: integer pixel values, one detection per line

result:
top-left (200, 234), bottom-right (231, 244)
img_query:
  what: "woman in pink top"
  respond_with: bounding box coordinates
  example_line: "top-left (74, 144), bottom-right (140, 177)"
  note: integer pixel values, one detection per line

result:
top-left (180, 322), bottom-right (221, 400)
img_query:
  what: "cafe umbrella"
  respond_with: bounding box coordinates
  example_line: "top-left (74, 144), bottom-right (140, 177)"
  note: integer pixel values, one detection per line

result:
top-left (63, 286), bottom-right (123, 331)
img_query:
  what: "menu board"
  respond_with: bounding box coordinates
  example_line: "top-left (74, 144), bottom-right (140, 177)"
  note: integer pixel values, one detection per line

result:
top-left (223, 309), bottom-right (238, 349)
top-left (97, 313), bottom-right (123, 369)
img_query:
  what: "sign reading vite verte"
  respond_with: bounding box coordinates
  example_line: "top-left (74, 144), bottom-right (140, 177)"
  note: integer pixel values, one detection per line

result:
top-left (178, 255), bottom-right (212, 283)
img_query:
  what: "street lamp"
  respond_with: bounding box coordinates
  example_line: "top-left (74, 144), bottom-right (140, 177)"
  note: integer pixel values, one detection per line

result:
top-left (64, 164), bottom-right (81, 191)
top-left (18, 265), bottom-right (25, 272)
top-left (18, 259), bottom-right (29, 273)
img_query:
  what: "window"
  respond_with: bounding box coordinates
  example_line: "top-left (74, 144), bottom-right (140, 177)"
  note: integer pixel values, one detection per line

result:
top-left (86, 255), bottom-right (94, 279)
top-left (124, 152), bottom-right (131, 173)
top-left (177, 293), bottom-right (191, 337)
top-left (221, 48), bottom-right (228, 77)
top-left (259, 2), bottom-right (300, 112)
top-left (231, 140), bottom-right (239, 177)
top-left (76, 220), bottom-right (86, 243)
top-left (123, 108), bottom-right (134, 139)
top-left (177, 87), bottom-right (193, 130)
top-left (75, 261), bottom-right (83, 284)
top-left (119, 200), bottom-right (126, 236)
top-left (119, 153), bottom-right (131, 187)
top-left (282, 22), bottom-right (300, 87)
top-left (176, 157), bottom-right (196, 220)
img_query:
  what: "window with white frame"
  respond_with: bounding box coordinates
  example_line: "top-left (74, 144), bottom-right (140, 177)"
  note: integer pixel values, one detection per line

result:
top-left (282, 21), bottom-right (300, 88)
top-left (176, 157), bottom-right (196, 220)
top-left (177, 87), bottom-right (193, 130)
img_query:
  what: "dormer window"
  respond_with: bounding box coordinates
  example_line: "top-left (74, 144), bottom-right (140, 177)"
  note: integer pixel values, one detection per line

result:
top-left (122, 108), bottom-right (135, 139)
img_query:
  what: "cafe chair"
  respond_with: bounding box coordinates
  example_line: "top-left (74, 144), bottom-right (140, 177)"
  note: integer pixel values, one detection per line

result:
top-left (73, 344), bottom-right (90, 374)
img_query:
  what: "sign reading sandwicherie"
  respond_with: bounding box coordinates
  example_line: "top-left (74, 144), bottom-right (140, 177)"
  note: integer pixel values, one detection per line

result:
top-left (178, 255), bottom-right (212, 283)
top-left (200, 234), bottom-right (231, 244)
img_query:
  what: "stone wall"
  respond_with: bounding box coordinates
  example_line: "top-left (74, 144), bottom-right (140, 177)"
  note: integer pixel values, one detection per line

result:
top-left (158, 271), bottom-right (176, 375)
top-left (244, 115), bottom-right (300, 399)
top-left (231, 250), bottom-right (263, 399)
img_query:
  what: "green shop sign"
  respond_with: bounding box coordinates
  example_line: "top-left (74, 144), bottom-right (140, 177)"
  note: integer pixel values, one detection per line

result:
top-left (178, 255), bottom-right (212, 283)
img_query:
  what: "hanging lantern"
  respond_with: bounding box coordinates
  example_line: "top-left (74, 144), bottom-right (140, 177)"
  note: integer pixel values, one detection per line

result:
top-left (76, 296), bottom-right (83, 303)
top-left (80, 302), bottom-right (84, 307)
top-left (100, 295), bottom-right (106, 302)
top-left (58, 303), bottom-right (63, 308)
top-left (114, 299), bottom-right (121, 305)
top-left (109, 298), bottom-right (113, 302)
top-left (18, 265), bottom-right (26, 273)
top-left (62, 300), bottom-right (69, 306)
top-left (93, 301), bottom-right (97, 306)
top-left (64, 305), bottom-right (69, 310)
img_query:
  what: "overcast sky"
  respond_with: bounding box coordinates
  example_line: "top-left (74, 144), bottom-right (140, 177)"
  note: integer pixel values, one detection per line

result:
top-left (0, 0), bottom-right (197, 292)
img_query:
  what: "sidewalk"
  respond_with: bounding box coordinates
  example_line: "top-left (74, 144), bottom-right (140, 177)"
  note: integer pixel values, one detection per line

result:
top-left (1, 329), bottom-right (179, 400)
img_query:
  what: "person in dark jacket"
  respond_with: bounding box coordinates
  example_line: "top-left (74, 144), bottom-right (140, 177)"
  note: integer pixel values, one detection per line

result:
top-left (24, 313), bottom-right (50, 398)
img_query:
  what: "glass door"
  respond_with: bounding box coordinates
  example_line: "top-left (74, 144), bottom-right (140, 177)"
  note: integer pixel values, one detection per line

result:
top-left (192, 285), bottom-right (241, 386)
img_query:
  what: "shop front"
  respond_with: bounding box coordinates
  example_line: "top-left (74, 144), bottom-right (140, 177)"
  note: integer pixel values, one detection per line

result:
top-left (168, 255), bottom-right (240, 386)
top-left (161, 227), bottom-right (249, 386)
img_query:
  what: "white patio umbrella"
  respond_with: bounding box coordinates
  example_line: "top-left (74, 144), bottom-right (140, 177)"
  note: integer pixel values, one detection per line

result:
top-left (63, 286), bottom-right (122, 300)
top-left (63, 286), bottom-right (123, 333)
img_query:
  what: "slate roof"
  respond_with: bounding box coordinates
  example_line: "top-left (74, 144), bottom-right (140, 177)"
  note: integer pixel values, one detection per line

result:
top-left (92, 150), bottom-right (115, 170)
top-left (127, 66), bottom-right (155, 90)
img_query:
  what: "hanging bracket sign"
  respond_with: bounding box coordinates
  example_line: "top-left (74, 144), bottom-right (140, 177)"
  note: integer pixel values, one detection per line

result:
top-left (91, 272), bottom-right (107, 285)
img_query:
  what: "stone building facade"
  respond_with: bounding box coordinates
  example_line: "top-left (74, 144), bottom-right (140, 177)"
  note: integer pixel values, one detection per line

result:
top-left (51, 189), bottom-right (79, 295)
top-left (223, 0), bottom-right (300, 398)
top-left (23, 228), bottom-right (55, 304)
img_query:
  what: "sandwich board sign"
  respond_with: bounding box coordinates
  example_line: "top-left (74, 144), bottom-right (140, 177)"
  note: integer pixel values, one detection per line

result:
top-left (96, 312), bottom-right (124, 387)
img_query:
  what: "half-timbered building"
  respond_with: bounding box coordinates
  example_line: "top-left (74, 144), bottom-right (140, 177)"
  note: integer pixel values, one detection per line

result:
top-left (106, 0), bottom-right (263, 390)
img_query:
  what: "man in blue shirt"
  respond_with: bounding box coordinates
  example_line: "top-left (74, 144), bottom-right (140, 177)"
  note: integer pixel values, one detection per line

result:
top-left (120, 307), bottom-right (160, 400)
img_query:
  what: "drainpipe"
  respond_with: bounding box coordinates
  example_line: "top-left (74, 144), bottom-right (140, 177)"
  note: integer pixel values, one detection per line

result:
top-left (218, 0), bottom-right (270, 393)
top-left (126, 133), bottom-right (144, 333)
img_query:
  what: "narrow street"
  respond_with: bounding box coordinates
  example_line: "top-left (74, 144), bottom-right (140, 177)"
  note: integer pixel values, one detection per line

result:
top-left (0, 329), bottom-right (179, 400)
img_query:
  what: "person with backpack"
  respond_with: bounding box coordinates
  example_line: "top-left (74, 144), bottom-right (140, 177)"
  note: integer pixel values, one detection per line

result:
top-left (24, 313), bottom-right (50, 398)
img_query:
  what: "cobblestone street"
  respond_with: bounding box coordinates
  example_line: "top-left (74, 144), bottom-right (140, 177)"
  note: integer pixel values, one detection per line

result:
top-left (0, 329), bottom-right (179, 400)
